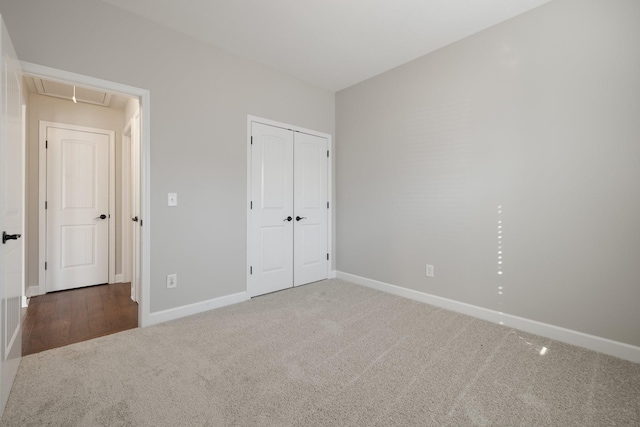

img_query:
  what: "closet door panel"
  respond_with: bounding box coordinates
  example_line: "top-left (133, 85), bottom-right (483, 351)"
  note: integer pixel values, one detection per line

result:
top-left (250, 123), bottom-right (294, 295)
top-left (294, 132), bottom-right (329, 286)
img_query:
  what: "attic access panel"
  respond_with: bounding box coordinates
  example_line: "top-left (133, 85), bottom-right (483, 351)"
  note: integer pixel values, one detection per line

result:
top-left (31, 77), bottom-right (112, 107)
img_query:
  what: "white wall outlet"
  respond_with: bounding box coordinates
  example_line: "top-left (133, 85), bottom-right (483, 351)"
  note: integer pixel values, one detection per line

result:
top-left (167, 273), bottom-right (177, 289)
top-left (426, 264), bottom-right (434, 278)
top-left (168, 193), bottom-right (178, 206)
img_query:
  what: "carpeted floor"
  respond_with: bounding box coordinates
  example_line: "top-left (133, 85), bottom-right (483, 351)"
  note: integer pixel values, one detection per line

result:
top-left (2, 279), bottom-right (639, 426)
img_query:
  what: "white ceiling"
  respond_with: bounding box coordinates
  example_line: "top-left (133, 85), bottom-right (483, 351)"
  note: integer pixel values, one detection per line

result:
top-left (99, 0), bottom-right (553, 91)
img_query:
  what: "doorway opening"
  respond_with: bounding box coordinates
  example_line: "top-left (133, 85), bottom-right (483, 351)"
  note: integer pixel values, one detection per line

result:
top-left (19, 62), bottom-right (151, 353)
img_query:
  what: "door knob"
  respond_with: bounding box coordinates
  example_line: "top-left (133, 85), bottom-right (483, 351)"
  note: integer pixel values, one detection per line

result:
top-left (283, 216), bottom-right (293, 222)
top-left (2, 231), bottom-right (21, 244)
top-left (94, 214), bottom-right (107, 220)
top-left (295, 216), bottom-right (307, 221)
top-left (132, 216), bottom-right (139, 222)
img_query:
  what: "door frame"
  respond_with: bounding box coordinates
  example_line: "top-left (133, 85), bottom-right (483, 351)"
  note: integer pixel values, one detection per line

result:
top-left (22, 61), bottom-right (152, 327)
top-left (39, 121), bottom-right (115, 292)
top-left (246, 115), bottom-right (333, 298)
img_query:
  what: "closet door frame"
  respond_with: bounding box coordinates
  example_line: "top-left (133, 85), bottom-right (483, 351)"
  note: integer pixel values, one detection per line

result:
top-left (246, 115), bottom-right (333, 298)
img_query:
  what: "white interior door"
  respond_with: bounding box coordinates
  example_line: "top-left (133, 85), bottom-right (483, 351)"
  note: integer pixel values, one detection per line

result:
top-left (130, 114), bottom-right (141, 302)
top-left (250, 122), bottom-right (294, 296)
top-left (249, 121), bottom-right (329, 297)
top-left (46, 126), bottom-right (110, 292)
top-left (0, 16), bottom-right (24, 414)
top-left (293, 132), bottom-right (328, 286)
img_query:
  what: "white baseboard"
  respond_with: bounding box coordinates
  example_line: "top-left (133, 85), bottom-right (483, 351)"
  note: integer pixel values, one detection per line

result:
top-left (26, 286), bottom-right (40, 298)
top-left (330, 270), bottom-right (337, 279)
top-left (147, 292), bottom-right (248, 326)
top-left (21, 296), bottom-right (29, 308)
top-left (336, 271), bottom-right (640, 364)
top-left (115, 274), bottom-right (123, 283)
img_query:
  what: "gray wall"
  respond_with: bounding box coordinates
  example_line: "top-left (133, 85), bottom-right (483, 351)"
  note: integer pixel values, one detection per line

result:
top-left (26, 92), bottom-right (125, 290)
top-left (0, 0), bottom-right (335, 312)
top-left (336, 0), bottom-right (640, 347)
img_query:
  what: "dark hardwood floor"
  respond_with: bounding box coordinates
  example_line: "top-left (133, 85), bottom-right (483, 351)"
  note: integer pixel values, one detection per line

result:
top-left (22, 282), bottom-right (138, 356)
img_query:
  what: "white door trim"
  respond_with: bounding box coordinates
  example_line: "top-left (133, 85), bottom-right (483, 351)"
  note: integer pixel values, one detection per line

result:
top-left (246, 115), bottom-right (333, 298)
top-left (21, 104), bottom-right (27, 307)
top-left (22, 60), bottom-right (152, 327)
top-left (39, 121), bottom-right (115, 291)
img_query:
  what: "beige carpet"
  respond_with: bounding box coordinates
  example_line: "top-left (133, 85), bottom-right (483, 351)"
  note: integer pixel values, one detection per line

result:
top-left (2, 279), bottom-right (639, 426)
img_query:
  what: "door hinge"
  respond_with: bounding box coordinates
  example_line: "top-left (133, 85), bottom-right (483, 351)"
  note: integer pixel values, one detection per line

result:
top-left (327, 201), bottom-right (329, 209)
top-left (250, 136), bottom-right (253, 145)
top-left (327, 253), bottom-right (330, 261)
top-left (250, 266), bottom-right (253, 275)
top-left (45, 201), bottom-right (47, 209)
top-left (46, 140), bottom-right (48, 149)
top-left (140, 219), bottom-right (143, 226)
top-left (45, 262), bottom-right (47, 270)
top-left (327, 150), bottom-right (329, 158)
top-left (250, 201), bottom-right (253, 209)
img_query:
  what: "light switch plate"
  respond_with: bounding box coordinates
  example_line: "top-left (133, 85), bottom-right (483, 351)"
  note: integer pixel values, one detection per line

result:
top-left (168, 193), bottom-right (177, 206)
top-left (167, 274), bottom-right (177, 289)
top-left (426, 264), bottom-right (434, 278)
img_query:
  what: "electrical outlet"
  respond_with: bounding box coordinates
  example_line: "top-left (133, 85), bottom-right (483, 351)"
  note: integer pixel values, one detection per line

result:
top-left (426, 264), bottom-right (434, 278)
top-left (167, 273), bottom-right (177, 289)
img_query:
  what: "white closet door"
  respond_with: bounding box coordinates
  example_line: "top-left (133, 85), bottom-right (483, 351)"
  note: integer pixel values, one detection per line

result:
top-left (250, 122), bottom-right (294, 295)
top-left (293, 132), bottom-right (328, 286)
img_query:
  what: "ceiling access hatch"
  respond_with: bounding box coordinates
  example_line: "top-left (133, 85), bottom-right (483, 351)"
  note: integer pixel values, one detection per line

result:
top-left (25, 76), bottom-right (127, 108)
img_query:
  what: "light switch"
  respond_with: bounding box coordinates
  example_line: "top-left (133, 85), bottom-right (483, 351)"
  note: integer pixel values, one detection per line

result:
top-left (168, 193), bottom-right (177, 206)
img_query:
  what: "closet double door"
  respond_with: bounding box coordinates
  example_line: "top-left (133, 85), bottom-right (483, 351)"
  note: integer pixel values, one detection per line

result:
top-left (249, 122), bottom-right (329, 297)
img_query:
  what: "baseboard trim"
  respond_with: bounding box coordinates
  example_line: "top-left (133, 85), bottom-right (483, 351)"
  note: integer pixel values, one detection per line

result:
top-left (26, 286), bottom-right (40, 298)
top-left (115, 274), bottom-right (124, 283)
top-left (147, 292), bottom-right (248, 326)
top-left (336, 271), bottom-right (640, 363)
top-left (330, 270), bottom-right (337, 279)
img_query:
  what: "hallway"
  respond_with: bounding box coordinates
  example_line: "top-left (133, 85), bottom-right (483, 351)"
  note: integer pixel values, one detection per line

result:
top-left (22, 283), bottom-right (138, 356)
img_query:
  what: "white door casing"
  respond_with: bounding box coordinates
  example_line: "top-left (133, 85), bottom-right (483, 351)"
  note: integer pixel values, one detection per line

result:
top-left (45, 125), bottom-right (112, 292)
top-left (0, 15), bottom-right (24, 414)
top-left (293, 132), bottom-right (328, 286)
top-left (250, 122), bottom-right (295, 295)
top-left (248, 118), bottom-right (331, 298)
